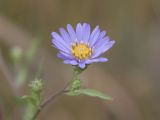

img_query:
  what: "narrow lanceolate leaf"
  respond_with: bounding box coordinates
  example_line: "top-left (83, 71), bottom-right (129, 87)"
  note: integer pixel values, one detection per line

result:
top-left (77, 89), bottom-right (113, 100)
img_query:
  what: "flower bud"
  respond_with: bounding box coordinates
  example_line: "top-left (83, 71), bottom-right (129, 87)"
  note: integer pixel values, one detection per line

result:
top-left (29, 79), bottom-right (44, 93)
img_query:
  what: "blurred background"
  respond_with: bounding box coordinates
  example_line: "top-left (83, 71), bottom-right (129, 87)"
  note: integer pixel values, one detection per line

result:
top-left (0, 0), bottom-right (160, 120)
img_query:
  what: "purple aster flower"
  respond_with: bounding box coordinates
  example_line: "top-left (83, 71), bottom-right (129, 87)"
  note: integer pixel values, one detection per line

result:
top-left (51, 23), bottom-right (115, 69)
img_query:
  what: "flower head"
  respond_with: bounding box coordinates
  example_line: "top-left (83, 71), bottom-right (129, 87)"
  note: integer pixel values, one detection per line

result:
top-left (51, 23), bottom-right (115, 69)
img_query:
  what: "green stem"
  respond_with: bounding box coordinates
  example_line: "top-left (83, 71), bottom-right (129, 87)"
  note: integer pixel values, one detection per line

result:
top-left (28, 66), bottom-right (84, 120)
top-left (30, 82), bottom-right (69, 120)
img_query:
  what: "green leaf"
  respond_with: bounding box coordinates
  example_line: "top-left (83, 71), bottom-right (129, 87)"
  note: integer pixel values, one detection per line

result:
top-left (77, 89), bottom-right (113, 100)
top-left (65, 91), bottom-right (81, 96)
top-left (22, 78), bottom-right (44, 120)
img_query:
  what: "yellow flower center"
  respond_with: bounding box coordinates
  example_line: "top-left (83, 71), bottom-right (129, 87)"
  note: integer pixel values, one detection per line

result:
top-left (72, 43), bottom-right (92, 60)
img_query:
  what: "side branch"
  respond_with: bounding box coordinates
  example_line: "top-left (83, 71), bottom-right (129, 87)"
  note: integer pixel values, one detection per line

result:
top-left (32, 82), bottom-right (69, 120)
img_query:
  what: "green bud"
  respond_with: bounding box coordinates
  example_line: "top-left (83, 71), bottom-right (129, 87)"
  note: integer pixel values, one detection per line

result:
top-left (29, 79), bottom-right (44, 93)
top-left (70, 78), bottom-right (81, 91)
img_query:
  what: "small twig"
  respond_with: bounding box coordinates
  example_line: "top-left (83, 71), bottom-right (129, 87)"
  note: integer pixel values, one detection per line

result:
top-left (32, 82), bottom-right (69, 120)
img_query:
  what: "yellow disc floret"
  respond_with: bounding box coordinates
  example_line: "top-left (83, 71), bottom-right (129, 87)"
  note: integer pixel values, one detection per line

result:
top-left (72, 42), bottom-right (92, 61)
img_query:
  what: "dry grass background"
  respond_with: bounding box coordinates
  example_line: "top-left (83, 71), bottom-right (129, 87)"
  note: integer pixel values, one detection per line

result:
top-left (0, 0), bottom-right (160, 120)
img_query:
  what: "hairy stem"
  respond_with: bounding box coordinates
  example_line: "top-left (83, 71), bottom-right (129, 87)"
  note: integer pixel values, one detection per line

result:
top-left (32, 66), bottom-right (83, 120)
top-left (32, 82), bottom-right (69, 120)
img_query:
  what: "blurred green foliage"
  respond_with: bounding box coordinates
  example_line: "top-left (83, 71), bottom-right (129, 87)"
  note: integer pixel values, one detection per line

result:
top-left (22, 79), bottom-right (43, 120)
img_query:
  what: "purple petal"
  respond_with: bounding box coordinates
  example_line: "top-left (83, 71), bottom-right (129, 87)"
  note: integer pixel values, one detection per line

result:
top-left (51, 32), bottom-right (66, 44)
top-left (102, 40), bottom-right (115, 52)
top-left (52, 39), bottom-right (70, 54)
top-left (85, 57), bottom-right (108, 64)
top-left (92, 40), bottom-right (115, 58)
top-left (90, 30), bottom-right (100, 47)
top-left (82, 23), bottom-right (90, 43)
top-left (89, 26), bottom-right (99, 43)
top-left (76, 23), bottom-right (83, 42)
top-left (94, 36), bottom-right (110, 50)
top-left (93, 31), bottom-right (106, 46)
top-left (67, 24), bottom-right (77, 42)
top-left (59, 28), bottom-right (72, 44)
top-left (99, 31), bottom-right (106, 39)
top-left (57, 52), bottom-right (73, 60)
top-left (63, 60), bottom-right (78, 65)
top-left (51, 32), bottom-right (70, 49)
top-left (88, 26), bottom-right (100, 46)
top-left (51, 32), bottom-right (62, 39)
top-left (78, 62), bottom-right (86, 69)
